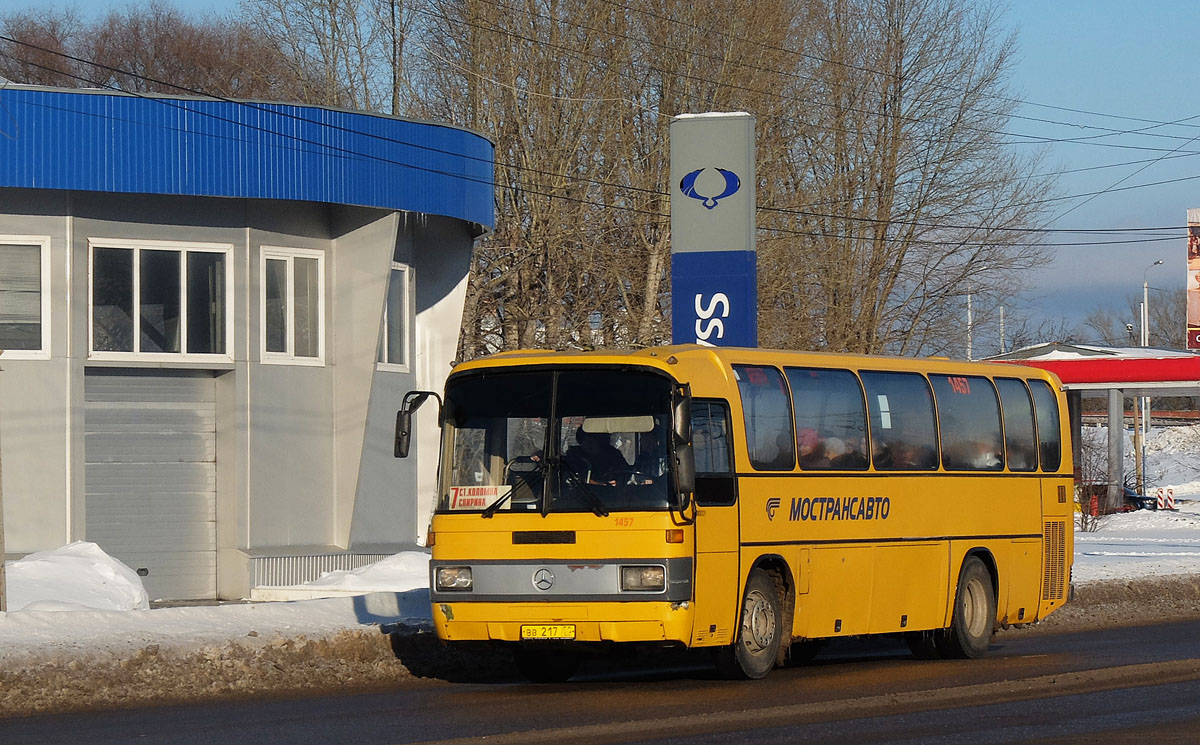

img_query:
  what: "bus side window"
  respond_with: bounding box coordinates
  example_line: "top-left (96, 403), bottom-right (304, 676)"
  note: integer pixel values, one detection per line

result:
top-left (784, 367), bottom-right (869, 470)
top-left (860, 371), bottom-right (939, 471)
top-left (995, 378), bottom-right (1037, 471)
top-left (691, 399), bottom-right (736, 506)
top-left (930, 374), bottom-right (1004, 471)
top-left (733, 365), bottom-right (796, 471)
top-left (1028, 379), bottom-right (1062, 472)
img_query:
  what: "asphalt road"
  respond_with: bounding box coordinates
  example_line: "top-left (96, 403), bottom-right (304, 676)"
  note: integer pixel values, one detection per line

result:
top-left (5, 620), bottom-right (1200, 745)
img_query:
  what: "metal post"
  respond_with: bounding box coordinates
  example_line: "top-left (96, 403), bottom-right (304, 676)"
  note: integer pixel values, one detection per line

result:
top-left (0, 350), bottom-right (5, 613)
top-left (1107, 388), bottom-right (1124, 513)
top-left (966, 289), bottom-right (973, 361)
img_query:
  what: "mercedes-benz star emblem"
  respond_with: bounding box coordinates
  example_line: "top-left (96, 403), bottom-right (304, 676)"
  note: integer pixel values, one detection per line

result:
top-left (533, 568), bottom-right (555, 591)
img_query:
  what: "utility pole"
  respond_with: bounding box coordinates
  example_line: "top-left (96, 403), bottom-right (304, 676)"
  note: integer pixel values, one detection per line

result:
top-left (966, 288), bottom-right (974, 361)
top-left (0, 349), bottom-right (6, 613)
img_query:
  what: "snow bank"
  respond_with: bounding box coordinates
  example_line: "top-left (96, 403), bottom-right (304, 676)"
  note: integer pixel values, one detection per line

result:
top-left (299, 551), bottom-right (429, 592)
top-left (5, 541), bottom-right (150, 612)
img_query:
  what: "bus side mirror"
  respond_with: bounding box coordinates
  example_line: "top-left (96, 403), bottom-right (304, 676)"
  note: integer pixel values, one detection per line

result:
top-left (394, 390), bottom-right (442, 459)
top-left (672, 385), bottom-right (695, 497)
top-left (675, 442), bottom-right (696, 497)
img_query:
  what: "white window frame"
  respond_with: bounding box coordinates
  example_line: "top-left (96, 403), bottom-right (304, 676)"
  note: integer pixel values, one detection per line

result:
top-left (377, 262), bottom-right (411, 372)
top-left (260, 246), bottom-right (326, 366)
top-left (87, 238), bottom-right (234, 363)
top-left (0, 235), bottom-right (52, 361)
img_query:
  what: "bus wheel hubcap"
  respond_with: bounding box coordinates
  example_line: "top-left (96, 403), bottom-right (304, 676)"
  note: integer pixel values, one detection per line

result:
top-left (743, 590), bottom-right (775, 653)
top-left (963, 578), bottom-right (987, 636)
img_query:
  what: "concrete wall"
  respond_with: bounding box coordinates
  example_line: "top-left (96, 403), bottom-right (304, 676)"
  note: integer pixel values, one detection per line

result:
top-left (0, 190), bottom-right (73, 553)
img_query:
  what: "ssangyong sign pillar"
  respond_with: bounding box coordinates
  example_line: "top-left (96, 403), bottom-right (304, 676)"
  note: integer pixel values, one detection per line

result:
top-left (670, 113), bottom-right (757, 347)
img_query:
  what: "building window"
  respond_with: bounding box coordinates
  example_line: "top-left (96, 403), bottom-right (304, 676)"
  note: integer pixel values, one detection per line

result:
top-left (378, 262), bottom-right (409, 369)
top-left (261, 247), bottom-right (325, 364)
top-left (0, 237), bottom-right (51, 359)
top-left (89, 239), bottom-right (230, 359)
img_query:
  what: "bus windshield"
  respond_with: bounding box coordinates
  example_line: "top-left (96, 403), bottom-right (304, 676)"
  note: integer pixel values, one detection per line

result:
top-left (438, 369), bottom-right (675, 514)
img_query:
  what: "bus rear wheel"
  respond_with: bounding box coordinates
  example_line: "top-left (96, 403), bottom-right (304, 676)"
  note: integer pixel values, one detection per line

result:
top-left (513, 646), bottom-right (581, 683)
top-left (936, 556), bottom-right (996, 659)
top-left (716, 569), bottom-right (782, 680)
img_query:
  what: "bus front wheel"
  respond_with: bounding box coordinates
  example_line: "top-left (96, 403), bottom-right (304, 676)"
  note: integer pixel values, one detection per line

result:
top-left (716, 568), bottom-right (782, 680)
top-left (937, 556), bottom-right (996, 659)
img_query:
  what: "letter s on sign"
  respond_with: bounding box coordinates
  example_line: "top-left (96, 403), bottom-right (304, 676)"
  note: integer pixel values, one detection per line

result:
top-left (694, 293), bottom-right (730, 345)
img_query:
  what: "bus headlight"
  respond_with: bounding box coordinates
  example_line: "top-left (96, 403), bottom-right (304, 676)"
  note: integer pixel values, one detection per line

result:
top-left (435, 566), bottom-right (473, 591)
top-left (620, 565), bottom-right (665, 592)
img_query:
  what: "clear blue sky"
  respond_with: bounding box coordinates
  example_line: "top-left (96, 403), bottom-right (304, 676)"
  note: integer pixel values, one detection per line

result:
top-left (1001, 0), bottom-right (1200, 338)
top-left (8, 0), bottom-right (1199, 340)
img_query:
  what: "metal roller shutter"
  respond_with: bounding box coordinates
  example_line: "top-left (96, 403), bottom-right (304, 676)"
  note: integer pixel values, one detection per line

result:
top-left (84, 369), bottom-right (217, 600)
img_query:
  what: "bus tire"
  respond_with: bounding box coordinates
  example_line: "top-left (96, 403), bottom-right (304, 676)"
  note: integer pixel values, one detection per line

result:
top-left (513, 646), bottom-right (581, 683)
top-left (717, 569), bottom-right (782, 680)
top-left (936, 556), bottom-right (996, 659)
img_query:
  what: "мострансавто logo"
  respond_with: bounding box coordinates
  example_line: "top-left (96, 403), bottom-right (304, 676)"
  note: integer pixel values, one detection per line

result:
top-left (766, 496), bottom-right (891, 522)
top-left (679, 167), bottom-right (741, 210)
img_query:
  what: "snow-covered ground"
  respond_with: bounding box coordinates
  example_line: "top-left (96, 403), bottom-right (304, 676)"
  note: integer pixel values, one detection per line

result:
top-left (1, 423), bottom-right (1198, 664)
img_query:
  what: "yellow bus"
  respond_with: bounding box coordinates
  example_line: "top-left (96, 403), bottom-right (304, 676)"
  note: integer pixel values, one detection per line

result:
top-left (396, 345), bottom-right (1073, 682)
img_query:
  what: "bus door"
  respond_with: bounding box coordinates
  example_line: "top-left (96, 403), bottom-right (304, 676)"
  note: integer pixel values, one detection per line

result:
top-left (689, 400), bottom-right (740, 646)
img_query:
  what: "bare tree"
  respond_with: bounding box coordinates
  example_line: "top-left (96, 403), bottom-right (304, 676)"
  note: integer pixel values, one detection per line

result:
top-left (0, 7), bottom-right (86, 86)
top-left (1, 2), bottom-right (311, 101)
top-left (1082, 287), bottom-right (1187, 349)
top-left (757, 0), bottom-right (1055, 356)
top-left (238, 0), bottom-right (418, 112)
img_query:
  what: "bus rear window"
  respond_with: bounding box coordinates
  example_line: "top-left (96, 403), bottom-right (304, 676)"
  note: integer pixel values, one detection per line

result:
top-left (1028, 379), bottom-right (1062, 472)
top-left (995, 378), bottom-right (1037, 471)
top-left (930, 375), bottom-right (1003, 471)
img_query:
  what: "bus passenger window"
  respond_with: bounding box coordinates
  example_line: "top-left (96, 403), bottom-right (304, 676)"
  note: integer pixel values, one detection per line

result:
top-left (733, 365), bottom-right (795, 471)
top-left (930, 375), bottom-right (1003, 471)
top-left (995, 378), bottom-right (1037, 471)
top-left (784, 367), bottom-right (869, 470)
top-left (860, 371), bottom-right (938, 471)
top-left (1028, 379), bottom-right (1062, 471)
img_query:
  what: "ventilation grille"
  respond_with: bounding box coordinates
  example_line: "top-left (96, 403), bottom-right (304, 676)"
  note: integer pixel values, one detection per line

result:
top-left (250, 553), bottom-right (392, 588)
top-left (1042, 521), bottom-right (1066, 601)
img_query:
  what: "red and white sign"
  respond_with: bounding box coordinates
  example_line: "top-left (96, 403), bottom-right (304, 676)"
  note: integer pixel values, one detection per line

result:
top-left (1187, 215), bottom-right (1200, 350)
top-left (448, 485), bottom-right (511, 511)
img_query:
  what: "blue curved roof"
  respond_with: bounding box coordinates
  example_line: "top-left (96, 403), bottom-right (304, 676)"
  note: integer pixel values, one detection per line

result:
top-left (0, 86), bottom-right (494, 229)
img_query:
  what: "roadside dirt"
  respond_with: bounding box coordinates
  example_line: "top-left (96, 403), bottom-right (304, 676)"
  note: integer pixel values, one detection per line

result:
top-left (2, 575), bottom-right (1199, 720)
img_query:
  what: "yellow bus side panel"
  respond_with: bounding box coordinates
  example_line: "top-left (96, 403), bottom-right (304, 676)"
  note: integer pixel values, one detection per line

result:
top-left (803, 546), bottom-right (874, 637)
top-left (868, 543), bottom-right (948, 634)
top-left (1004, 539), bottom-right (1042, 624)
top-left (691, 552), bottom-right (740, 646)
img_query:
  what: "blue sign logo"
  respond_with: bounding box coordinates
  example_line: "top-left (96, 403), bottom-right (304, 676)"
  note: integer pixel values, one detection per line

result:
top-left (679, 168), bottom-right (741, 210)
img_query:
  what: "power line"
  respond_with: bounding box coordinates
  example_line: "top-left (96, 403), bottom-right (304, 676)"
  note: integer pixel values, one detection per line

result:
top-left (1, 32), bottom-right (1192, 242)
top-left (425, 1), bottom-right (1200, 156)
top-left (592, 0), bottom-right (1200, 138)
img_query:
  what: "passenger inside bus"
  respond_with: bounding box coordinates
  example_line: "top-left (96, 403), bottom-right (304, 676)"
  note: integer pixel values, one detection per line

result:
top-left (565, 428), bottom-right (629, 485)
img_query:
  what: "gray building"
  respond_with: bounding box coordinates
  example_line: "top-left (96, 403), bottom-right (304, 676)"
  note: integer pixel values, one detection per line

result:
top-left (0, 85), bottom-right (494, 600)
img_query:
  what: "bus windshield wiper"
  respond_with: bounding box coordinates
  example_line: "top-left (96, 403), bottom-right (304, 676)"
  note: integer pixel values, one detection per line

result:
top-left (557, 458), bottom-right (610, 518)
top-left (480, 489), bottom-right (514, 518)
top-left (483, 456), bottom-right (546, 518)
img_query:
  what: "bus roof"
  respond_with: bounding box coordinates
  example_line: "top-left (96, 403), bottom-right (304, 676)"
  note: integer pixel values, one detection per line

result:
top-left (450, 345), bottom-right (1064, 387)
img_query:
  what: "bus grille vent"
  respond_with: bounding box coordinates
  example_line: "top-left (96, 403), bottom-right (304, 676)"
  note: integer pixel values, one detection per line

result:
top-left (1042, 520), bottom-right (1066, 601)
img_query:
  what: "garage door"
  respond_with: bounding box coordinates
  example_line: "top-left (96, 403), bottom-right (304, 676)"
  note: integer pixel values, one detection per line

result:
top-left (84, 369), bottom-right (217, 600)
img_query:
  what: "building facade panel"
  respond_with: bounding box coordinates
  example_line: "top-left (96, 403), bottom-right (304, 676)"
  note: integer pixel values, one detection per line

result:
top-left (0, 87), bottom-right (494, 599)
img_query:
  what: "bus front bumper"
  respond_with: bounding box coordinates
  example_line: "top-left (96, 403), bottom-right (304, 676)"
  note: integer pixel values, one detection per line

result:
top-left (433, 600), bottom-right (695, 644)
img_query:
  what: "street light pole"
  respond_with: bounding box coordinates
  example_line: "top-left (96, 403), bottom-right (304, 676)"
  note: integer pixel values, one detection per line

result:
top-left (1137, 259), bottom-right (1165, 496)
